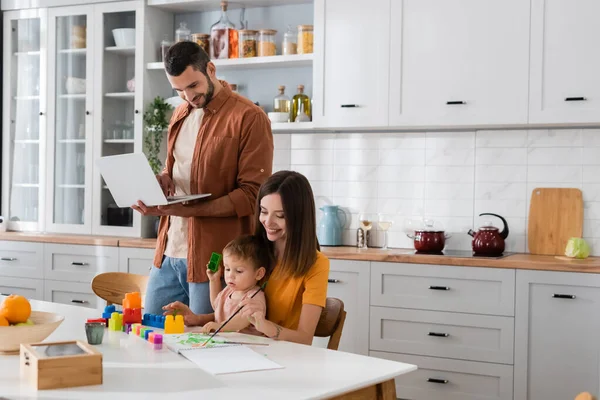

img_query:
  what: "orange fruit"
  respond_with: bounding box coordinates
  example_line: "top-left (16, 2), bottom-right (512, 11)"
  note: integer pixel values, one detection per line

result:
top-left (0, 295), bottom-right (31, 324)
top-left (0, 315), bottom-right (8, 326)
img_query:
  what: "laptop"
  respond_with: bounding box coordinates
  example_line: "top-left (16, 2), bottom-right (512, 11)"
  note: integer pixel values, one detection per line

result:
top-left (96, 153), bottom-right (211, 207)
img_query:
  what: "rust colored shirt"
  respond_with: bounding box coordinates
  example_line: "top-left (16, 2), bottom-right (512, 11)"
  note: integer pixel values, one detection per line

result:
top-left (153, 82), bottom-right (274, 283)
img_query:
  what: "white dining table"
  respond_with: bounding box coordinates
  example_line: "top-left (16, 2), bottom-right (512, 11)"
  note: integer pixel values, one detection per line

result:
top-left (0, 298), bottom-right (417, 399)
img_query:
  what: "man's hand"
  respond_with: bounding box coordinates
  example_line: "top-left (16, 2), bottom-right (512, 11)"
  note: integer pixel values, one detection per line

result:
top-left (131, 200), bottom-right (166, 216)
top-left (157, 173), bottom-right (175, 196)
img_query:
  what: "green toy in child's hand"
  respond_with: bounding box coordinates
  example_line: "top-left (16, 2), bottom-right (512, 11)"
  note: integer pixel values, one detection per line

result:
top-left (208, 252), bottom-right (222, 272)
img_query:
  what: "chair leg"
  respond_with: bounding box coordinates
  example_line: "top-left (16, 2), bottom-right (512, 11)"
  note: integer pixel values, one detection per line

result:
top-left (327, 311), bottom-right (347, 351)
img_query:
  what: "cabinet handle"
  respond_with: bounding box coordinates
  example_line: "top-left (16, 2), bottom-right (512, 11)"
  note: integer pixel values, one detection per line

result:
top-left (553, 293), bottom-right (576, 299)
top-left (85, 111), bottom-right (91, 115)
top-left (0, 257), bottom-right (17, 261)
top-left (71, 299), bottom-right (89, 304)
top-left (135, 109), bottom-right (139, 114)
top-left (340, 104), bottom-right (359, 108)
top-left (71, 262), bottom-right (89, 266)
top-left (428, 332), bottom-right (450, 337)
top-left (565, 97), bottom-right (586, 102)
top-left (446, 101), bottom-right (466, 105)
top-left (328, 279), bottom-right (341, 283)
top-left (429, 285), bottom-right (450, 291)
top-left (39, 111), bottom-right (44, 116)
top-left (1, 293), bottom-right (10, 296)
top-left (427, 378), bottom-right (449, 384)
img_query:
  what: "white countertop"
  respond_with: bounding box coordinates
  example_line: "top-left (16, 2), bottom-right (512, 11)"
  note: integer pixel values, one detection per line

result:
top-left (0, 298), bottom-right (417, 399)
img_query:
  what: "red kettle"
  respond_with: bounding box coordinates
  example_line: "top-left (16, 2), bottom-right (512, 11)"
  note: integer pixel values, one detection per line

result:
top-left (468, 213), bottom-right (509, 256)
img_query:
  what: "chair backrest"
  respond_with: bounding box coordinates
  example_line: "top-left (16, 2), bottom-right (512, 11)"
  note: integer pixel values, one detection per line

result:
top-left (314, 297), bottom-right (346, 351)
top-left (575, 393), bottom-right (597, 400)
top-left (91, 272), bottom-right (149, 306)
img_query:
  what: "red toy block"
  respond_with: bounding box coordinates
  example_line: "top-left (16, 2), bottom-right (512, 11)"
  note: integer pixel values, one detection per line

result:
top-left (122, 307), bottom-right (142, 324)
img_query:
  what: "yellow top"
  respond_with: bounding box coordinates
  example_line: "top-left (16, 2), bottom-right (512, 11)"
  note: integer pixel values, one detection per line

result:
top-left (264, 251), bottom-right (330, 330)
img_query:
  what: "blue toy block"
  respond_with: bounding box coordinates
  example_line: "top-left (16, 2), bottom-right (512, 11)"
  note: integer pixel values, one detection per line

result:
top-left (142, 313), bottom-right (166, 329)
top-left (144, 329), bottom-right (154, 341)
top-left (102, 305), bottom-right (116, 320)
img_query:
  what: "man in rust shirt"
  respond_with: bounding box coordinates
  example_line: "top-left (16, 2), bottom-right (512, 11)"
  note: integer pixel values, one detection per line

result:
top-left (133, 42), bottom-right (273, 315)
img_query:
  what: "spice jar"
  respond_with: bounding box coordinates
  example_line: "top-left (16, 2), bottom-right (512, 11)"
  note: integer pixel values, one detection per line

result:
top-left (258, 29), bottom-right (277, 57)
top-left (282, 25), bottom-right (297, 55)
top-left (175, 22), bottom-right (191, 42)
top-left (238, 29), bottom-right (257, 58)
top-left (297, 24), bottom-right (313, 54)
top-left (191, 33), bottom-right (210, 55)
top-left (160, 36), bottom-right (173, 62)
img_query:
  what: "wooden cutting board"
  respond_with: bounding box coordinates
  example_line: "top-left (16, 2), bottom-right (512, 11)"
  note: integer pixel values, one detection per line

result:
top-left (528, 188), bottom-right (583, 255)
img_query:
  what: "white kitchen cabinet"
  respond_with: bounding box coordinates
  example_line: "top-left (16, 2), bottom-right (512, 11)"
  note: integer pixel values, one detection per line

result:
top-left (0, 241), bottom-right (44, 279)
top-left (44, 279), bottom-right (102, 309)
top-left (118, 246), bottom-right (154, 275)
top-left (373, 352), bottom-right (514, 400)
top-left (0, 277), bottom-right (44, 300)
top-left (2, 9), bottom-right (47, 232)
top-left (514, 270), bottom-right (600, 400)
top-left (529, 0), bottom-right (600, 124)
top-left (371, 263), bottom-right (515, 316)
top-left (44, 243), bottom-right (119, 283)
top-left (389, 0), bottom-right (529, 127)
top-left (323, 259), bottom-right (370, 355)
top-left (313, 0), bottom-right (390, 128)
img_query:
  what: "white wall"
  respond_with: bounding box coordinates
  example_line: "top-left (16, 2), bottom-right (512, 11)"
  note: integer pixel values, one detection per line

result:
top-left (273, 129), bottom-right (600, 254)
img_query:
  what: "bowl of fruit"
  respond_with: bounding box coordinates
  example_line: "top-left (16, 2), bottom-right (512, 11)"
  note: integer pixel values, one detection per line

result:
top-left (0, 295), bottom-right (64, 354)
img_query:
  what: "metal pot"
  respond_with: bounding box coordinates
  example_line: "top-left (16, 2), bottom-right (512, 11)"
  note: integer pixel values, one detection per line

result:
top-left (406, 219), bottom-right (451, 253)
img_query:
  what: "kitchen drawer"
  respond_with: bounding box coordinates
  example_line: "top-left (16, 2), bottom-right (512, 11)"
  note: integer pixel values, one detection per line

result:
top-left (118, 247), bottom-right (154, 275)
top-left (44, 280), bottom-right (100, 310)
top-left (0, 277), bottom-right (43, 300)
top-left (371, 263), bottom-right (515, 316)
top-left (370, 307), bottom-right (514, 364)
top-left (371, 352), bottom-right (513, 400)
top-left (44, 244), bottom-right (119, 283)
top-left (0, 241), bottom-right (43, 279)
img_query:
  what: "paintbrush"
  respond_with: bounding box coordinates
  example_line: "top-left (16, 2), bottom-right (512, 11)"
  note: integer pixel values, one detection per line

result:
top-left (201, 282), bottom-right (266, 347)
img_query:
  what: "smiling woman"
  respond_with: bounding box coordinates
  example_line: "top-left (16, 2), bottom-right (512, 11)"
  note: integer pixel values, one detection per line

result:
top-left (239, 171), bottom-right (330, 345)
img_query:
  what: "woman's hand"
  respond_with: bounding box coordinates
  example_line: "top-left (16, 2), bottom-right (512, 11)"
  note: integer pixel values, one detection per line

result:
top-left (239, 297), bottom-right (267, 329)
top-left (162, 301), bottom-right (202, 326)
top-left (200, 321), bottom-right (220, 334)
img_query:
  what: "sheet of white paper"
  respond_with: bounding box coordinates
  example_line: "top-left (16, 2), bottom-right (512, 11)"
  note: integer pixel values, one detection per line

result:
top-left (180, 346), bottom-right (284, 375)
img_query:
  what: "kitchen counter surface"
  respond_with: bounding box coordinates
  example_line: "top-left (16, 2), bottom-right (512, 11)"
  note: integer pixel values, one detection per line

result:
top-left (2, 232), bottom-right (600, 273)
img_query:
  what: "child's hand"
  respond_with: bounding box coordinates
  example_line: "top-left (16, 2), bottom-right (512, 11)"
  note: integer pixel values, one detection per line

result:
top-left (206, 263), bottom-right (222, 282)
top-left (200, 321), bottom-right (220, 334)
top-left (162, 301), bottom-right (200, 326)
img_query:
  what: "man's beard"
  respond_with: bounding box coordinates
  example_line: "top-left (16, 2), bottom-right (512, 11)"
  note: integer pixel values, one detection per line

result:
top-left (192, 74), bottom-right (214, 108)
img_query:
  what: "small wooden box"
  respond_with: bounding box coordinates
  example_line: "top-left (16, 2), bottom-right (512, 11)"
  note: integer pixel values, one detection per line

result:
top-left (20, 340), bottom-right (103, 390)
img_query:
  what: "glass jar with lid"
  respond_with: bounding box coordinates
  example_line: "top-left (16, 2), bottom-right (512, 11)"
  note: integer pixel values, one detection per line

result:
top-left (175, 22), bottom-right (191, 42)
top-left (210, 1), bottom-right (238, 59)
top-left (238, 29), bottom-right (257, 58)
top-left (191, 33), bottom-right (210, 55)
top-left (258, 29), bottom-right (277, 57)
top-left (282, 25), bottom-right (297, 55)
top-left (297, 24), bottom-right (313, 54)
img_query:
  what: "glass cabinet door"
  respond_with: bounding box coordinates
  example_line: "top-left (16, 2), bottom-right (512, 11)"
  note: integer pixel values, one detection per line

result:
top-left (2, 10), bottom-right (46, 231)
top-left (92, 2), bottom-right (142, 236)
top-left (47, 7), bottom-right (93, 232)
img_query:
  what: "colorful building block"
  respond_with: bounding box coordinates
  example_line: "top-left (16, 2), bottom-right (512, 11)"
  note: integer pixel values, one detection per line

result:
top-left (108, 312), bottom-right (123, 331)
top-left (140, 327), bottom-right (148, 338)
top-left (131, 323), bottom-right (142, 336)
top-left (122, 323), bottom-right (132, 334)
top-left (144, 329), bottom-right (154, 341)
top-left (142, 313), bottom-right (166, 329)
top-left (207, 252), bottom-right (222, 272)
top-left (164, 314), bottom-right (184, 334)
top-left (123, 307), bottom-right (142, 324)
top-left (153, 334), bottom-right (163, 350)
top-left (102, 305), bottom-right (116, 322)
top-left (123, 292), bottom-right (142, 309)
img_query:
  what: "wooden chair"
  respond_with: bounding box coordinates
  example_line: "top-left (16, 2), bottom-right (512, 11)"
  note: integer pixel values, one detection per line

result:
top-left (314, 297), bottom-right (347, 350)
top-left (575, 393), bottom-right (597, 400)
top-left (91, 272), bottom-right (149, 306)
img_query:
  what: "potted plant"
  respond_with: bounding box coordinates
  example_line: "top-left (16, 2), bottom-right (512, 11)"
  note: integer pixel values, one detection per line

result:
top-left (143, 96), bottom-right (172, 175)
top-left (143, 97), bottom-right (172, 236)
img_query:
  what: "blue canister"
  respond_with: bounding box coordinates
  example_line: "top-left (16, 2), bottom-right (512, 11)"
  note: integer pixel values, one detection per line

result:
top-left (317, 205), bottom-right (347, 246)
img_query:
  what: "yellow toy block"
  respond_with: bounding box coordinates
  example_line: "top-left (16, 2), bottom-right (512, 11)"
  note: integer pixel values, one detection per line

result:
top-left (164, 314), bottom-right (184, 334)
top-left (108, 312), bottom-right (123, 331)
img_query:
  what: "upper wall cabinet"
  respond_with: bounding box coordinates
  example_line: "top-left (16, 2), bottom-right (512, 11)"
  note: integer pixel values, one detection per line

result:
top-left (314, 0), bottom-right (390, 128)
top-left (389, 0), bottom-right (530, 127)
top-left (529, 0), bottom-right (600, 124)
